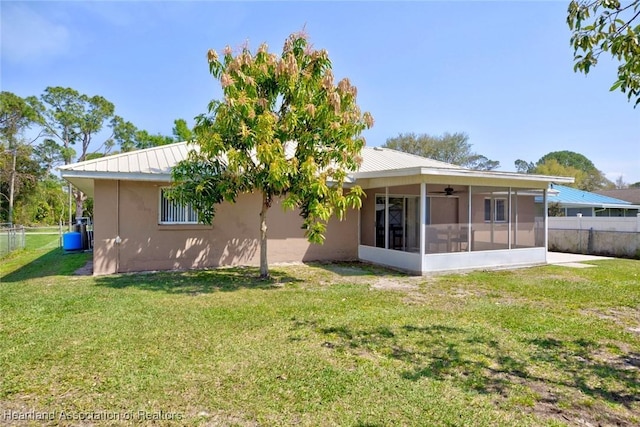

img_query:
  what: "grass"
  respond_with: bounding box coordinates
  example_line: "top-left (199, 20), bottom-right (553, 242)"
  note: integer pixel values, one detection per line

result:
top-left (1, 236), bottom-right (639, 426)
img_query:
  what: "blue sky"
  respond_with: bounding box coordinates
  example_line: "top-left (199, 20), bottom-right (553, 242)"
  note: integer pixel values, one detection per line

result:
top-left (2, 1), bottom-right (639, 183)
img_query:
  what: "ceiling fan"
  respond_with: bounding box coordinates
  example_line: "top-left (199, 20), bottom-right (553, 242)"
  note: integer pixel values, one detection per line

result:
top-left (431, 186), bottom-right (464, 196)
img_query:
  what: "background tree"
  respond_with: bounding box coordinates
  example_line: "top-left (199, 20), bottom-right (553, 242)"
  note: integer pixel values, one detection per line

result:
top-left (0, 91), bottom-right (44, 225)
top-left (548, 202), bottom-right (565, 217)
top-left (172, 118), bottom-right (194, 142)
top-left (614, 175), bottom-right (628, 188)
top-left (40, 87), bottom-right (119, 221)
top-left (383, 132), bottom-right (500, 170)
top-left (514, 159), bottom-right (535, 174)
top-left (112, 116), bottom-right (181, 152)
top-left (537, 150), bottom-right (613, 190)
top-left (568, 0), bottom-right (640, 106)
top-left (515, 150), bottom-right (614, 191)
top-left (171, 32), bottom-right (373, 278)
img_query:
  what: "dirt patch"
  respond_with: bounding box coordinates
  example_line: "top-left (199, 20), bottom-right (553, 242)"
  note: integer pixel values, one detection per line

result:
top-left (581, 307), bottom-right (640, 334)
top-left (73, 260), bottom-right (93, 276)
top-left (370, 277), bottom-right (419, 291)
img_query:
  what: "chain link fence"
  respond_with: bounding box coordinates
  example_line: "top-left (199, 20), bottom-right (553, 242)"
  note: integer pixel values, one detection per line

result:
top-left (0, 224), bottom-right (26, 258)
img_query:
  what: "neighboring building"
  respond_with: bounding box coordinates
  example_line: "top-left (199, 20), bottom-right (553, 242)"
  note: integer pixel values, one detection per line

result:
top-left (543, 184), bottom-right (640, 217)
top-left (594, 188), bottom-right (640, 206)
top-left (59, 143), bottom-right (573, 275)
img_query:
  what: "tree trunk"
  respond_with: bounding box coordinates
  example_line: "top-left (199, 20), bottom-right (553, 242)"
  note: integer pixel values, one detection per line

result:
top-left (74, 189), bottom-right (84, 221)
top-left (8, 148), bottom-right (16, 225)
top-left (259, 192), bottom-right (269, 279)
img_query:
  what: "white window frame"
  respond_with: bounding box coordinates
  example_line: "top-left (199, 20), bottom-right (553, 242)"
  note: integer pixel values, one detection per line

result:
top-left (484, 197), bottom-right (507, 223)
top-left (159, 188), bottom-right (199, 224)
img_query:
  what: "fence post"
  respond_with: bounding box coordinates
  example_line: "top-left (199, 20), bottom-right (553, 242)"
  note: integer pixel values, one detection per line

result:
top-left (577, 213), bottom-right (583, 254)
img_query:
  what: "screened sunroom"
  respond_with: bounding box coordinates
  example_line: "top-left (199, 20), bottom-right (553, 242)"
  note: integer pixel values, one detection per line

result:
top-left (354, 164), bottom-right (569, 274)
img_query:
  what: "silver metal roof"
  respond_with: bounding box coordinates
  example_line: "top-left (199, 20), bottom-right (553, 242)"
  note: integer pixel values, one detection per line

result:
top-left (59, 142), bottom-right (573, 196)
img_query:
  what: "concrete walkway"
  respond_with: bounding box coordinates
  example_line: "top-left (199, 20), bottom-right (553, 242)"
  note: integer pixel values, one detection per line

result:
top-left (547, 251), bottom-right (613, 268)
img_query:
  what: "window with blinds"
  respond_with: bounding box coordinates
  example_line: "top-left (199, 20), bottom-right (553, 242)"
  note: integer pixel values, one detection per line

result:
top-left (159, 188), bottom-right (199, 224)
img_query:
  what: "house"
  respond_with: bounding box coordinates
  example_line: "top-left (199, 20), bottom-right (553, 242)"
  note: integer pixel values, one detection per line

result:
top-left (594, 188), bottom-right (640, 206)
top-left (543, 184), bottom-right (640, 217)
top-left (59, 143), bottom-right (573, 275)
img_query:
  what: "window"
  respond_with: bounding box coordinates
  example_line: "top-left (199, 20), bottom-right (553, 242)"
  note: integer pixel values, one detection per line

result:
top-left (484, 198), bottom-right (507, 222)
top-left (495, 199), bottom-right (506, 222)
top-left (159, 188), bottom-right (199, 224)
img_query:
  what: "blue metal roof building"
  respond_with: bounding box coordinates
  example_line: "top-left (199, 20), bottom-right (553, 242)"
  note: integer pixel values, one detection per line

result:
top-left (537, 184), bottom-right (640, 217)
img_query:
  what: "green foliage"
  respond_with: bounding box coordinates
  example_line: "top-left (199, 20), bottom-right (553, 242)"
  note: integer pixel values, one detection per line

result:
top-left (383, 132), bottom-right (500, 170)
top-left (0, 91), bottom-right (44, 146)
top-left (538, 150), bottom-right (596, 171)
top-left (0, 144), bottom-right (42, 223)
top-left (112, 116), bottom-right (176, 152)
top-left (535, 150), bottom-right (613, 191)
top-left (171, 32), bottom-right (373, 276)
top-left (40, 87), bottom-right (116, 163)
top-left (13, 176), bottom-right (69, 225)
top-left (517, 150), bottom-right (613, 191)
top-left (514, 159), bottom-right (535, 174)
top-left (548, 201), bottom-right (565, 217)
top-left (172, 118), bottom-right (194, 142)
top-left (0, 92), bottom-right (45, 224)
top-left (567, 0), bottom-right (640, 106)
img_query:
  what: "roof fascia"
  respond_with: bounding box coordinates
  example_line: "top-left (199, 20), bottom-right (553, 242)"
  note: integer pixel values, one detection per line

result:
top-left (352, 167), bottom-right (575, 184)
top-left (60, 170), bottom-right (172, 183)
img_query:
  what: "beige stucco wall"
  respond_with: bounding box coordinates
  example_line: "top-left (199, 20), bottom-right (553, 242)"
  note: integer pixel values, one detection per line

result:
top-left (92, 180), bottom-right (358, 275)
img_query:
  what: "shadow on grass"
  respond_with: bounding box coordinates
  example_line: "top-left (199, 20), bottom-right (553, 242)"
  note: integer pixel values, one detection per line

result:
top-left (94, 266), bottom-right (302, 295)
top-left (1, 247), bottom-right (90, 283)
top-left (311, 321), bottom-right (640, 417)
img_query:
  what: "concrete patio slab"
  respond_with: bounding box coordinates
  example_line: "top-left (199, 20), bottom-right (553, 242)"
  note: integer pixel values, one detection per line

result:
top-left (547, 251), bottom-right (613, 266)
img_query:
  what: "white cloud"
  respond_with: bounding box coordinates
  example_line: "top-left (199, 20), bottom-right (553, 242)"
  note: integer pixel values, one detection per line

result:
top-left (1, 4), bottom-right (71, 63)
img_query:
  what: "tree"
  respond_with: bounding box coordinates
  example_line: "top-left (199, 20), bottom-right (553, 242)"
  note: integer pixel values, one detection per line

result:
top-left (41, 87), bottom-right (116, 163)
top-left (548, 202), bottom-right (565, 217)
top-left (33, 138), bottom-right (65, 175)
top-left (112, 116), bottom-right (177, 153)
top-left (514, 159), bottom-right (535, 174)
top-left (534, 158), bottom-right (588, 186)
top-left (170, 32), bottom-right (373, 278)
top-left (567, 0), bottom-right (640, 106)
top-left (0, 144), bottom-right (47, 224)
top-left (40, 87), bottom-right (117, 221)
top-left (172, 118), bottom-right (194, 142)
top-left (383, 132), bottom-right (500, 170)
top-left (614, 174), bottom-right (628, 188)
top-left (536, 150), bottom-right (613, 190)
top-left (0, 91), bottom-right (44, 224)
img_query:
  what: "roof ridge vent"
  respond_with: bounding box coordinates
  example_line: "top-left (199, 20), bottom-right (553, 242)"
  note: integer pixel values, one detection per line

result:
top-left (373, 146), bottom-right (384, 151)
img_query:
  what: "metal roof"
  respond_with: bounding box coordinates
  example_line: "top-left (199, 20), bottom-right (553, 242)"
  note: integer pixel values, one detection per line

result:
top-left (543, 184), bottom-right (640, 209)
top-left (58, 142), bottom-right (193, 175)
top-left (59, 142), bottom-right (574, 196)
top-left (594, 188), bottom-right (640, 205)
top-left (356, 146), bottom-right (464, 172)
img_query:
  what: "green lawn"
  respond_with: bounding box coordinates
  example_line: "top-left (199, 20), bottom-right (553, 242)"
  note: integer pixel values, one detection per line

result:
top-left (1, 236), bottom-right (639, 426)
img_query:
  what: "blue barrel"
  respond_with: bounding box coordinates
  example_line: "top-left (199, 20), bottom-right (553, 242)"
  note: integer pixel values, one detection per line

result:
top-left (63, 232), bottom-right (82, 251)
